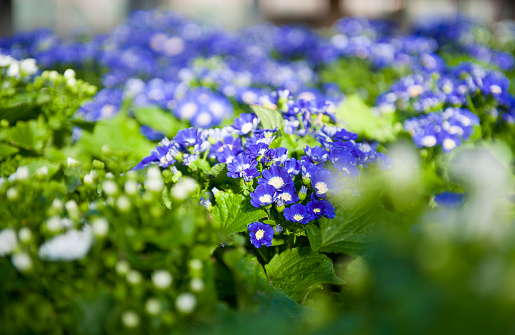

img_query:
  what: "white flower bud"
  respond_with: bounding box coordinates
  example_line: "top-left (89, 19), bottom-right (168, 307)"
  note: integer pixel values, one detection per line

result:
top-left (127, 270), bottom-right (142, 285)
top-left (67, 78), bottom-right (77, 87)
top-left (46, 216), bottom-right (63, 232)
top-left (190, 278), bottom-right (205, 292)
top-left (20, 58), bottom-right (37, 75)
top-left (6, 187), bottom-right (18, 200)
top-left (67, 157), bottom-right (79, 167)
top-left (103, 180), bottom-right (118, 196)
top-left (124, 180), bottom-right (138, 195)
top-left (83, 174), bottom-right (94, 184)
top-left (116, 260), bottom-right (130, 275)
top-left (0, 229), bottom-right (18, 256)
top-left (105, 172), bottom-right (114, 179)
top-left (65, 200), bottom-right (78, 213)
top-left (116, 196), bottom-right (131, 212)
top-left (92, 217), bottom-right (109, 237)
top-left (7, 62), bottom-right (20, 77)
top-left (175, 293), bottom-right (196, 314)
top-left (18, 227), bottom-right (32, 243)
top-left (64, 69), bottom-right (76, 79)
top-left (172, 178), bottom-right (198, 200)
top-left (145, 298), bottom-right (161, 315)
top-left (189, 259), bottom-right (203, 271)
top-left (12, 252), bottom-right (32, 272)
top-left (49, 71), bottom-right (58, 80)
top-left (52, 199), bottom-right (63, 210)
top-left (36, 166), bottom-right (49, 177)
top-left (152, 270), bottom-right (172, 289)
top-left (15, 166), bottom-right (29, 180)
top-left (121, 311), bottom-right (140, 328)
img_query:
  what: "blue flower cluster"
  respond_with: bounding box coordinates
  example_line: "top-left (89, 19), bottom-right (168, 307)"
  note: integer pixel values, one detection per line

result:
top-left (134, 91), bottom-right (390, 248)
top-left (404, 107), bottom-right (479, 152)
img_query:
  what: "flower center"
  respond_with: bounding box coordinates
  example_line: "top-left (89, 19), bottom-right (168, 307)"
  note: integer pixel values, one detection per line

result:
top-left (255, 229), bottom-right (265, 240)
top-left (241, 123), bottom-right (253, 134)
top-left (279, 193), bottom-right (292, 202)
top-left (313, 208), bottom-right (321, 213)
top-left (269, 177), bottom-right (284, 189)
top-left (259, 195), bottom-right (272, 204)
top-left (293, 214), bottom-right (304, 221)
top-left (315, 182), bottom-right (328, 195)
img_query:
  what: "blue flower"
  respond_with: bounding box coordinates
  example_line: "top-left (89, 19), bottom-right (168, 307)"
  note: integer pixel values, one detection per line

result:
top-left (227, 153), bottom-right (259, 182)
top-left (434, 191), bottom-right (465, 208)
top-left (174, 128), bottom-right (205, 150)
top-left (304, 145), bottom-right (329, 164)
top-left (283, 158), bottom-right (301, 176)
top-left (232, 113), bottom-right (259, 135)
top-left (133, 138), bottom-right (179, 170)
top-left (283, 204), bottom-right (313, 224)
top-left (311, 168), bottom-right (337, 198)
top-left (258, 165), bottom-right (293, 191)
top-left (262, 147), bottom-right (288, 166)
top-left (244, 142), bottom-right (269, 160)
top-left (275, 185), bottom-right (299, 205)
top-left (248, 222), bottom-right (274, 248)
top-left (140, 125), bottom-right (164, 141)
top-left (306, 194), bottom-right (335, 219)
top-left (250, 184), bottom-right (276, 208)
top-left (330, 147), bottom-right (359, 178)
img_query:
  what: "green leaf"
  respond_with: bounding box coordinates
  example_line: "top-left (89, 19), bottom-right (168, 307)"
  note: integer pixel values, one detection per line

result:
top-left (24, 159), bottom-right (60, 178)
top-left (77, 113), bottom-right (153, 171)
top-left (6, 119), bottom-right (49, 151)
top-left (251, 105), bottom-right (285, 130)
top-left (316, 195), bottom-right (381, 255)
top-left (335, 94), bottom-right (399, 142)
top-left (133, 106), bottom-right (188, 137)
top-left (223, 248), bottom-right (305, 315)
top-left (0, 143), bottom-right (19, 159)
top-left (207, 163), bottom-right (226, 178)
top-left (305, 224), bottom-right (322, 251)
top-left (211, 191), bottom-right (267, 234)
top-left (265, 247), bottom-right (344, 301)
top-left (189, 159), bottom-right (211, 173)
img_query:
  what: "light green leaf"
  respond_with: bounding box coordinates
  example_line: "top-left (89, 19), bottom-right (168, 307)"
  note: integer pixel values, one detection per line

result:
top-left (207, 163), bottom-right (226, 178)
top-left (265, 247), bottom-right (344, 301)
top-left (305, 224), bottom-right (322, 251)
top-left (316, 195), bottom-right (381, 255)
top-left (189, 159), bottom-right (211, 173)
top-left (211, 191), bottom-right (267, 234)
top-left (133, 106), bottom-right (188, 137)
top-left (251, 105), bottom-right (285, 130)
top-left (24, 159), bottom-right (60, 178)
top-left (0, 143), bottom-right (19, 159)
top-left (336, 94), bottom-right (399, 142)
top-left (6, 119), bottom-right (48, 151)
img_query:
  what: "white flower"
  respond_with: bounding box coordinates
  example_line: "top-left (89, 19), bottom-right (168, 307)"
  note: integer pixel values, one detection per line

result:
top-left (175, 293), bottom-right (196, 313)
top-left (20, 58), bottom-right (37, 75)
top-left (103, 180), bottom-right (118, 196)
top-left (65, 200), bottom-right (78, 213)
top-left (6, 187), bottom-right (18, 200)
top-left (172, 178), bottom-right (198, 200)
top-left (124, 180), bottom-right (138, 195)
top-left (116, 196), bottom-right (131, 212)
top-left (7, 62), bottom-right (20, 77)
top-left (38, 225), bottom-right (93, 261)
top-left (15, 166), bottom-right (29, 180)
top-left (0, 54), bottom-right (15, 67)
top-left (63, 68), bottom-right (76, 79)
top-left (92, 217), bottom-right (109, 237)
top-left (12, 252), bottom-right (32, 272)
top-left (152, 270), bottom-right (172, 289)
top-left (121, 311), bottom-right (140, 328)
top-left (145, 298), bottom-right (161, 315)
top-left (0, 229), bottom-right (18, 256)
top-left (67, 157), bottom-right (79, 167)
top-left (190, 278), bottom-right (205, 292)
top-left (145, 167), bottom-right (163, 192)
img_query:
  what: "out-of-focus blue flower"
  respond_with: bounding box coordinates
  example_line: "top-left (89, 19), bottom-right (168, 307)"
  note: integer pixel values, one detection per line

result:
top-left (174, 88), bottom-right (233, 128)
top-left (434, 191), bottom-right (465, 208)
top-left (140, 125), bottom-right (165, 141)
top-left (77, 89), bottom-right (124, 122)
top-left (311, 168), bottom-right (337, 198)
top-left (232, 113), bottom-right (259, 135)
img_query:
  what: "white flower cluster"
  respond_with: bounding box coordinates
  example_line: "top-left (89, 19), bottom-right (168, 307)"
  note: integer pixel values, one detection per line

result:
top-left (0, 54), bottom-right (38, 78)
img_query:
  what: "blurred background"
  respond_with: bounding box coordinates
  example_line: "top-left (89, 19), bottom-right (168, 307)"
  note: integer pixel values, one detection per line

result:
top-left (1, 0), bottom-right (515, 36)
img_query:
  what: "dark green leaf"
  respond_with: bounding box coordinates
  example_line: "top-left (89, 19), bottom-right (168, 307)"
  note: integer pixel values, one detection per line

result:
top-left (212, 191), bottom-right (267, 234)
top-left (317, 195), bottom-right (381, 255)
top-left (265, 247), bottom-right (344, 301)
top-left (251, 105), bottom-right (285, 130)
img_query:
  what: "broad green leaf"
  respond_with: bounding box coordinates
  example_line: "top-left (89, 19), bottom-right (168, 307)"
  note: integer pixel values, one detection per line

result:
top-left (24, 159), bottom-right (60, 178)
top-left (0, 92), bottom-right (39, 122)
top-left (133, 106), bottom-right (188, 137)
top-left (265, 247), bottom-right (344, 301)
top-left (6, 119), bottom-right (49, 151)
top-left (305, 224), bottom-right (322, 251)
top-left (211, 191), bottom-right (266, 234)
top-left (251, 105), bottom-right (285, 130)
top-left (77, 113), bottom-right (153, 171)
top-left (223, 248), bottom-right (305, 315)
top-left (189, 159), bottom-right (211, 173)
top-left (0, 143), bottom-right (19, 159)
top-left (207, 163), bottom-right (226, 178)
top-left (316, 195), bottom-right (382, 255)
top-left (335, 94), bottom-right (399, 142)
